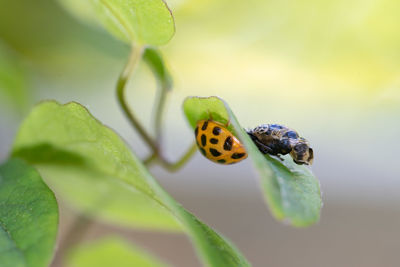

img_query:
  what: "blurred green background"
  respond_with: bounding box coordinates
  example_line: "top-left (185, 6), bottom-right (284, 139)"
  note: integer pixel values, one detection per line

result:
top-left (1, 0), bottom-right (399, 266)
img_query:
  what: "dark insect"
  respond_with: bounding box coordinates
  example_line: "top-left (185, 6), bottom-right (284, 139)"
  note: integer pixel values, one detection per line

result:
top-left (247, 124), bottom-right (314, 165)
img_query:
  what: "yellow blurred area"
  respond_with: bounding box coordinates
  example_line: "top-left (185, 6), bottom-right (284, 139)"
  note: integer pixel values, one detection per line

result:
top-left (168, 0), bottom-right (400, 96)
top-left (2, 0), bottom-right (400, 108)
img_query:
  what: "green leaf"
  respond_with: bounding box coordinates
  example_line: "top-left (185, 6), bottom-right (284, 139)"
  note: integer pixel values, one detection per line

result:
top-left (0, 159), bottom-right (58, 267)
top-left (11, 103), bottom-right (181, 232)
top-left (66, 236), bottom-right (169, 267)
top-left (183, 96), bottom-right (322, 227)
top-left (57, 0), bottom-right (175, 45)
top-left (12, 101), bottom-right (251, 267)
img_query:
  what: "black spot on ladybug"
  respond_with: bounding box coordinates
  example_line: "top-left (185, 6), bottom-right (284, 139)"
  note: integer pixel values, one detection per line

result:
top-left (218, 159), bottom-right (226, 163)
top-left (210, 138), bottom-right (219, 144)
top-left (202, 121), bottom-right (208, 130)
top-left (231, 153), bottom-right (246, 159)
top-left (201, 134), bottom-right (207, 147)
top-left (213, 127), bottom-right (221, 136)
top-left (195, 127), bottom-right (199, 137)
top-left (199, 147), bottom-right (206, 156)
top-left (209, 148), bottom-right (222, 157)
top-left (223, 136), bottom-right (233, 151)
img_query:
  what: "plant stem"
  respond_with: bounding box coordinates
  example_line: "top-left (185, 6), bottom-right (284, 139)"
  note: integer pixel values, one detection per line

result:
top-left (143, 152), bottom-right (158, 165)
top-left (162, 142), bottom-right (198, 171)
top-left (117, 46), bottom-right (196, 171)
top-left (145, 142), bottom-right (198, 172)
top-left (117, 44), bottom-right (159, 152)
top-left (154, 84), bottom-right (168, 141)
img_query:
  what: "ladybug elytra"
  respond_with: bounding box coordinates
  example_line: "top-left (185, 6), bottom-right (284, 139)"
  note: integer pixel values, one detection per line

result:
top-left (195, 120), bottom-right (247, 164)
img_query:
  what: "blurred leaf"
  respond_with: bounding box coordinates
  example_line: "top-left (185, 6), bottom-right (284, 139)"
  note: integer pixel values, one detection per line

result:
top-left (58, 0), bottom-right (175, 45)
top-left (143, 47), bottom-right (173, 90)
top-left (0, 0), bottom-right (128, 77)
top-left (26, 150), bottom-right (182, 231)
top-left (183, 96), bottom-right (322, 227)
top-left (66, 236), bottom-right (169, 267)
top-left (0, 41), bottom-right (29, 110)
top-left (12, 101), bottom-right (250, 267)
top-left (0, 159), bottom-right (58, 267)
top-left (11, 103), bottom-right (181, 232)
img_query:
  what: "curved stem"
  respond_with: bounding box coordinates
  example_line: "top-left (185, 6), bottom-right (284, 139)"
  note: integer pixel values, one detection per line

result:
top-left (117, 44), bottom-right (159, 152)
top-left (143, 152), bottom-right (157, 165)
top-left (154, 85), bottom-right (168, 141)
top-left (145, 142), bottom-right (198, 172)
top-left (163, 142), bottom-right (197, 172)
top-left (118, 46), bottom-right (196, 171)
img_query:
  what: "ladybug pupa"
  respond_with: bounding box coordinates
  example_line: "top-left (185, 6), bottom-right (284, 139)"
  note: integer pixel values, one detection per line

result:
top-left (247, 124), bottom-right (314, 165)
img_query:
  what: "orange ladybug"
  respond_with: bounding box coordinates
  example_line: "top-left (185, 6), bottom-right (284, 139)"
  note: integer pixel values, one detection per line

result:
top-left (195, 120), bottom-right (247, 164)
